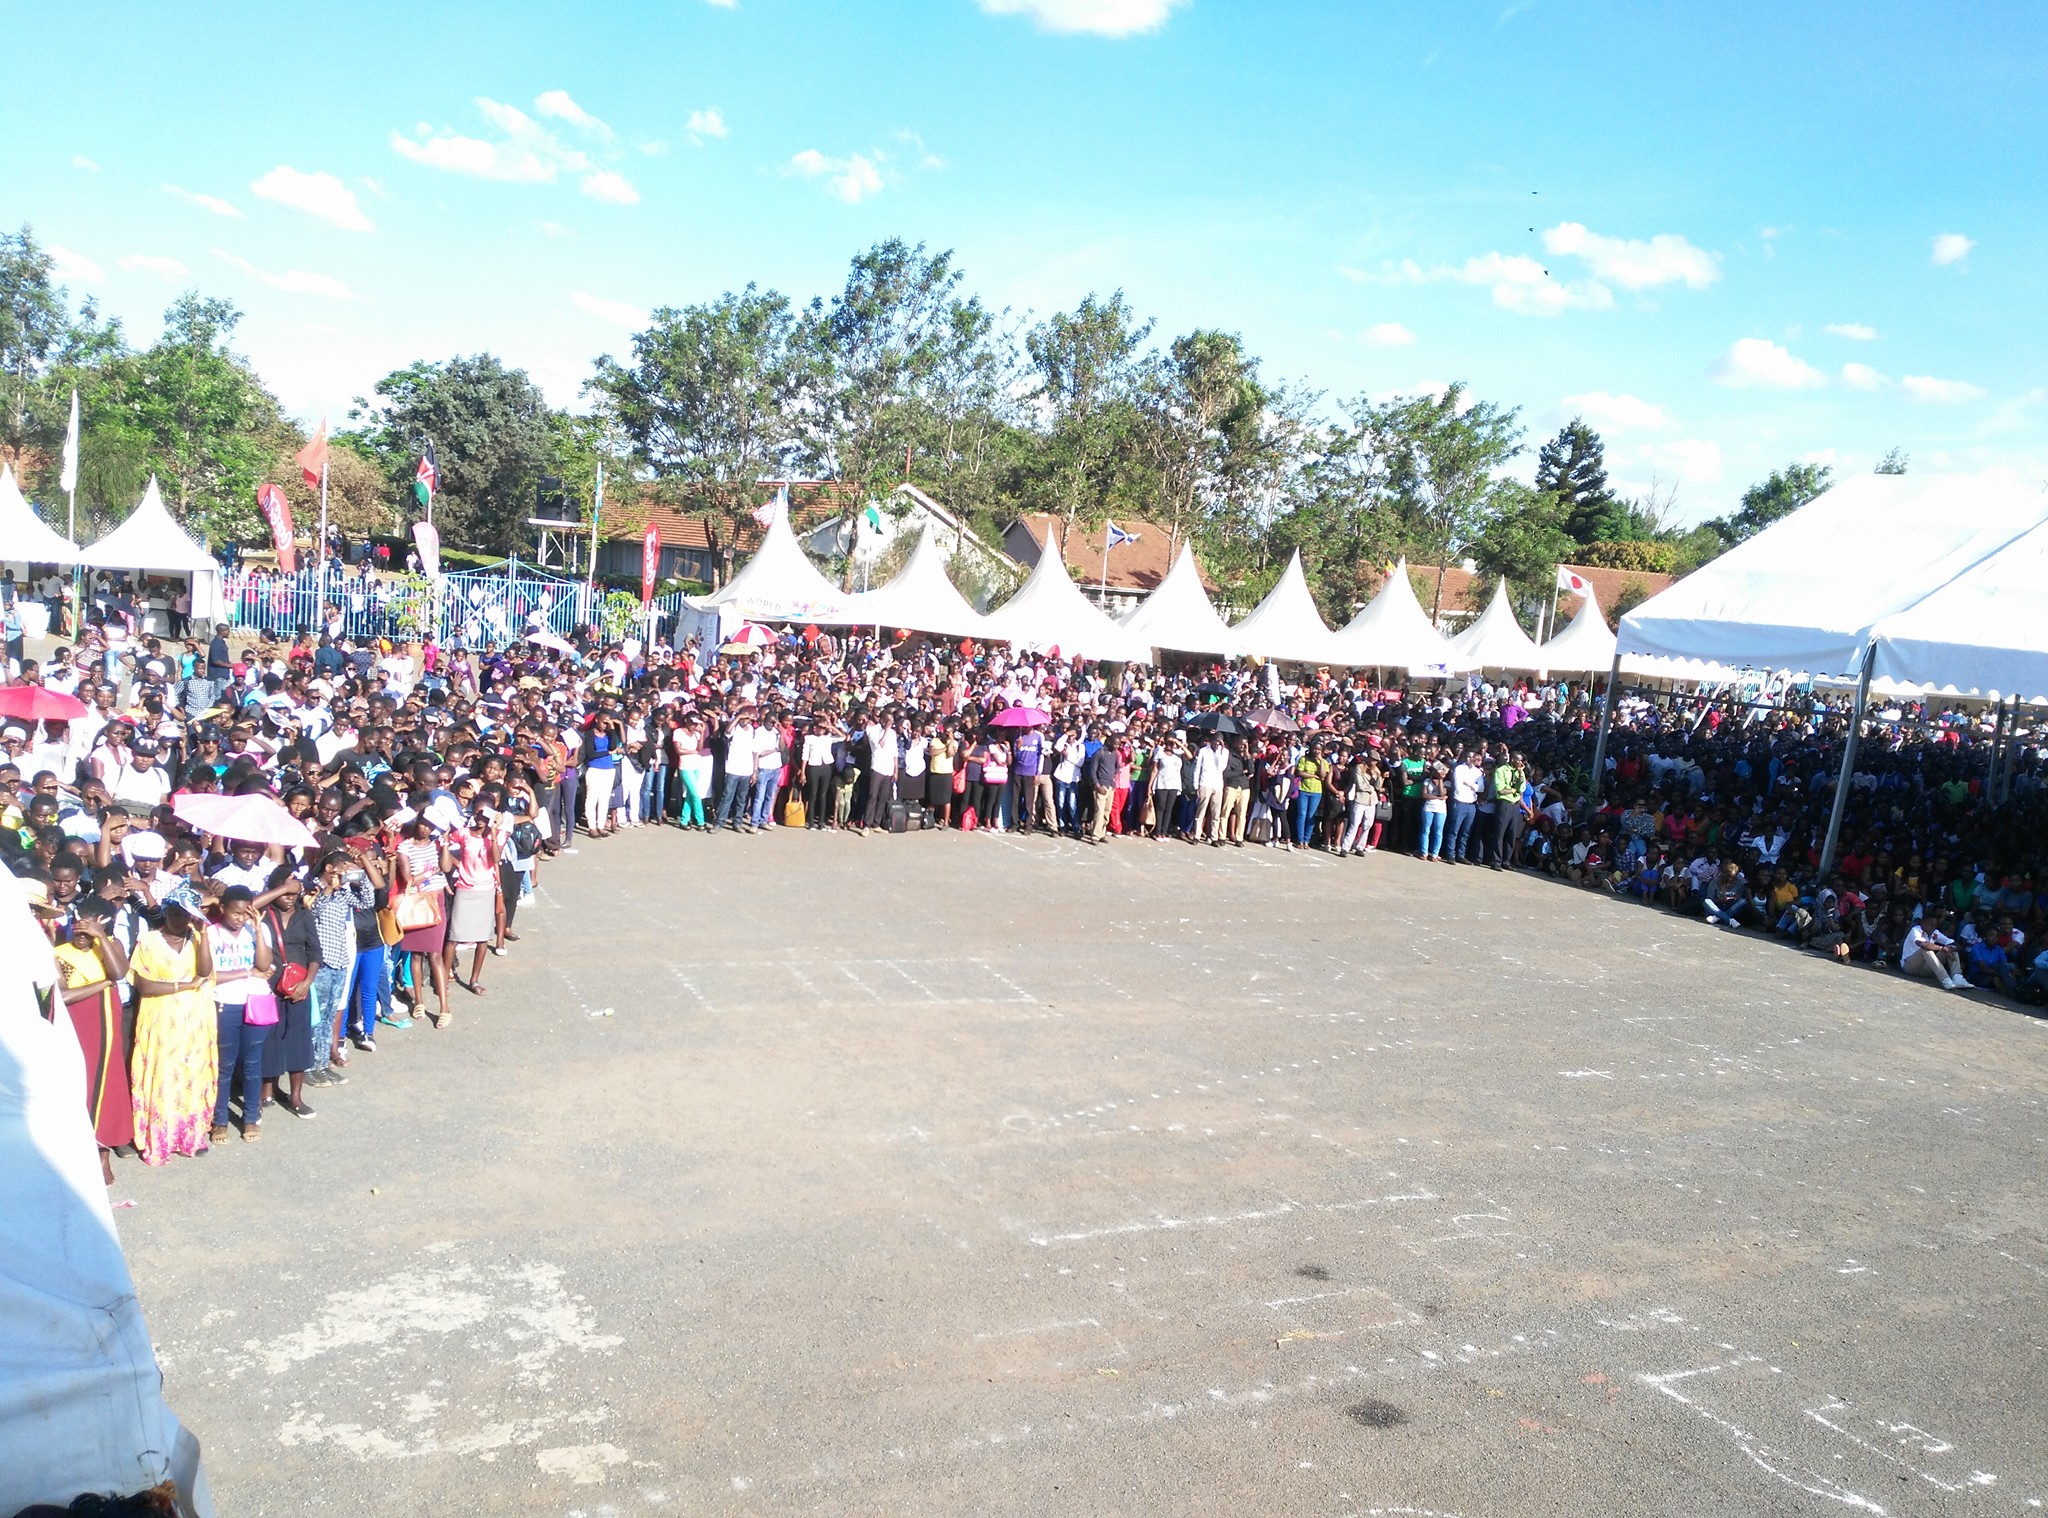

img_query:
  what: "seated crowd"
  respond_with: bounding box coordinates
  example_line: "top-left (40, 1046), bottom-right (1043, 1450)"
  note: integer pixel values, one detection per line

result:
top-left (7, 615), bottom-right (2044, 1182)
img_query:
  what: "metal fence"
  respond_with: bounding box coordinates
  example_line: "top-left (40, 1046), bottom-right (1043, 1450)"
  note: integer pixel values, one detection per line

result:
top-left (221, 564), bottom-right (626, 647)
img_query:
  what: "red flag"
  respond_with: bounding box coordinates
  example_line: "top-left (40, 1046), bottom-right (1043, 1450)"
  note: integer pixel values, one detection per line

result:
top-left (258, 483), bottom-right (296, 573)
top-left (295, 419), bottom-right (329, 489)
top-left (641, 522), bottom-right (661, 607)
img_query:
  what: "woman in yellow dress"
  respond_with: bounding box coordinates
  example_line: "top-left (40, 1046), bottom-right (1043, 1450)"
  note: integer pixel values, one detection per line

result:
top-left (129, 883), bottom-right (217, 1166)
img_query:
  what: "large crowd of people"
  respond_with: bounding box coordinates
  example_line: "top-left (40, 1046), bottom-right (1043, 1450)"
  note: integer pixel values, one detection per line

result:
top-left (6, 605), bottom-right (2045, 1186)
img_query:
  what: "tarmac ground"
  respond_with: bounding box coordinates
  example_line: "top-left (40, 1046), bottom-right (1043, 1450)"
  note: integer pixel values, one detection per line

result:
top-left (116, 823), bottom-right (2048, 1516)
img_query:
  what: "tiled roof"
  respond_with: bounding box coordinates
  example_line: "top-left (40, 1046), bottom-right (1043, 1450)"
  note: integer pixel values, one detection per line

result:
top-left (1006, 513), bottom-right (1217, 594)
top-left (1399, 562), bottom-right (1677, 622)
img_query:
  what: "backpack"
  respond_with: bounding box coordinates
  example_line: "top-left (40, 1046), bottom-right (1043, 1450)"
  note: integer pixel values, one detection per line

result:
top-left (511, 820), bottom-right (542, 858)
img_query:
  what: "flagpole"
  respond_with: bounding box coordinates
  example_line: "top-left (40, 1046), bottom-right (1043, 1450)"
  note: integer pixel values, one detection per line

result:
top-left (318, 459), bottom-right (330, 574)
top-left (586, 459), bottom-right (603, 630)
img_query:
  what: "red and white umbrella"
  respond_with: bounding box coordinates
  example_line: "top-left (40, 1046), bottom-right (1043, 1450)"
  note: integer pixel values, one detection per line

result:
top-left (720, 623), bottom-right (778, 655)
top-left (172, 792), bottom-right (319, 849)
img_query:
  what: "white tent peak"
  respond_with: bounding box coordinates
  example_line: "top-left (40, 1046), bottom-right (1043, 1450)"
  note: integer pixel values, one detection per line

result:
top-left (0, 462), bottom-right (83, 564)
top-left (1873, 514), bottom-right (2048, 700)
top-left (1231, 550), bottom-right (1345, 666)
top-left (695, 503), bottom-right (851, 621)
top-left (981, 533), bottom-right (1151, 663)
top-left (1538, 579), bottom-right (1616, 674)
top-left (1333, 556), bottom-right (1469, 673)
top-left (1119, 542), bottom-right (1238, 656)
top-left (1450, 578), bottom-right (1547, 671)
top-left (827, 522), bottom-right (991, 640)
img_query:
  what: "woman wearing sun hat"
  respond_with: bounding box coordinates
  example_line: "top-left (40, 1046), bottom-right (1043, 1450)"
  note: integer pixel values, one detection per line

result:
top-left (128, 881), bottom-right (218, 1165)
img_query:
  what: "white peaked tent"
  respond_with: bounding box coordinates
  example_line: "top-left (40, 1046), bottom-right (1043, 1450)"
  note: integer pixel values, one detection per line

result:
top-left (0, 463), bottom-right (83, 564)
top-left (1119, 543), bottom-right (1239, 656)
top-left (78, 476), bottom-right (223, 622)
top-left (1331, 558), bottom-right (1468, 673)
top-left (1538, 583), bottom-right (1618, 673)
top-left (1616, 473), bottom-right (2048, 673)
top-left (1230, 551), bottom-right (1347, 665)
top-left (1872, 515), bottom-right (2048, 700)
top-left (1448, 578), bottom-right (1547, 671)
top-left (824, 523), bottom-right (991, 639)
top-left (690, 505), bottom-right (852, 627)
top-left (981, 535), bottom-right (1151, 663)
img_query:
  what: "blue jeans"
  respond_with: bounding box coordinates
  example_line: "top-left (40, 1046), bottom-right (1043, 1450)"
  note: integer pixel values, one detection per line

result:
top-left (311, 964), bottom-right (349, 1069)
top-left (749, 768), bottom-right (780, 826)
top-left (1419, 806), bottom-right (1446, 858)
top-left (1056, 780), bottom-right (1081, 835)
top-left (347, 944), bottom-right (386, 1039)
top-left (644, 763), bottom-right (669, 822)
top-left (214, 1003), bottom-right (265, 1124)
top-left (1446, 800), bottom-right (1476, 860)
top-left (1290, 791), bottom-right (1318, 845)
top-left (717, 771), bottom-right (751, 826)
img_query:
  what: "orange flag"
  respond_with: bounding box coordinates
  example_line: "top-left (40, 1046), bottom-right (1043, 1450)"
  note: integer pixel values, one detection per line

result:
top-left (295, 419), bottom-right (329, 489)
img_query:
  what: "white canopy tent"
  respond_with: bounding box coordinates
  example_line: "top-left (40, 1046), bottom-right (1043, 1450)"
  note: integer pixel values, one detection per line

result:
top-left (1118, 543), bottom-right (1239, 657)
top-left (1537, 583), bottom-right (1617, 674)
top-left (77, 477), bottom-right (224, 623)
top-left (684, 505), bottom-right (852, 634)
top-left (1230, 551), bottom-right (1347, 666)
top-left (1871, 515), bottom-right (2048, 702)
top-left (0, 463), bottom-right (83, 566)
top-left (1448, 578), bottom-right (1547, 672)
top-left (980, 536), bottom-right (1151, 663)
top-left (1330, 558), bottom-right (1468, 674)
top-left (821, 522), bottom-right (992, 640)
top-left (1615, 472), bottom-right (2048, 674)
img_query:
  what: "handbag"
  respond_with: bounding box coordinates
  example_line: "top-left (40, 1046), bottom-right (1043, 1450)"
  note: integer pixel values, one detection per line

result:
top-left (391, 887), bottom-right (444, 932)
top-left (275, 961), bottom-right (312, 1000)
top-left (783, 795), bottom-right (808, 828)
top-left (1374, 800), bottom-right (1394, 822)
top-left (952, 769), bottom-right (967, 795)
top-left (1248, 814), bottom-right (1274, 844)
top-left (242, 990), bottom-right (280, 1027)
top-left (376, 905), bottom-right (404, 947)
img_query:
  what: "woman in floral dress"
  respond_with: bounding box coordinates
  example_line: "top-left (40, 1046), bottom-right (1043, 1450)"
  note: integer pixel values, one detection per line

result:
top-left (129, 884), bottom-right (217, 1166)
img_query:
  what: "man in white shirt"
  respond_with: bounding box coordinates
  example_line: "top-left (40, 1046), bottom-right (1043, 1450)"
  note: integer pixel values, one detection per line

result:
top-left (749, 719), bottom-right (784, 829)
top-left (111, 739), bottom-right (172, 810)
top-left (1190, 734), bottom-right (1227, 843)
top-left (1901, 915), bottom-right (1967, 990)
top-left (717, 716), bottom-right (758, 830)
top-left (1448, 750), bottom-right (1486, 863)
top-left (859, 714), bottom-right (897, 833)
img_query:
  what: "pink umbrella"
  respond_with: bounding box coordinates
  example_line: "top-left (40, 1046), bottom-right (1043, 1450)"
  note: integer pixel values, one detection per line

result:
top-left (0, 685), bottom-right (88, 723)
top-left (172, 791), bottom-right (320, 848)
top-left (989, 706), bottom-right (1051, 728)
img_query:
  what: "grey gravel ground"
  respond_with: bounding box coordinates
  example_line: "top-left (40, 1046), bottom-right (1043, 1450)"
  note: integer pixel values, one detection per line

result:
top-left (115, 824), bottom-right (2048, 1517)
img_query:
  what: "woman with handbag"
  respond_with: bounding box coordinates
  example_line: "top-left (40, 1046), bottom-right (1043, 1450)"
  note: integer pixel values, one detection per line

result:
top-left (260, 876), bottom-right (322, 1116)
top-left (393, 814), bottom-right (455, 1028)
top-left (925, 721), bottom-right (958, 831)
top-left (444, 814), bottom-right (500, 1000)
top-left (47, 898), bottom-right (135, 1186)
top-left (307, 848), bottom-right (376, 1074)
top-left (207, 885), bottom-right (275, 1143)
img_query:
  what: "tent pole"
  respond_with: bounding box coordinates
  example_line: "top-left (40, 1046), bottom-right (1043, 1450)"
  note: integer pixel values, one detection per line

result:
top-left (1818, 645), bottom-right (1875, 879)
top-left (1587, 649), bottom-right (1622, 801)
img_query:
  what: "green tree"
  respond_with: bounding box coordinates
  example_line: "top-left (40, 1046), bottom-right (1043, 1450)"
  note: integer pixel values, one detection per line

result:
top-left (1023, 291), bottom-right (1152, 558)
top-left (1534, 418), bottom-right (1623, 545)
top-left (1465, 482), bottom-right (1576, 629)
top-left (1136, 329), bottom-right (1270, 564)
top-left (0, 224), bottom-right (68, 468)
top-left (348, 354), bottom-right (558, 552)
top-left (1875, 448), bottom-right (1909, 475)
top-left (1705, 461), bottom-right (1834, 547)
top-left (1381, 383), bottom-right (1524, 619)
top-left (589, 285), bottom-right (822, 538)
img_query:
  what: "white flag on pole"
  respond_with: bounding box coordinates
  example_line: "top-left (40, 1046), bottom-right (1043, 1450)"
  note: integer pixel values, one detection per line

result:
top-left (60, 390), bottom-right (80, 493)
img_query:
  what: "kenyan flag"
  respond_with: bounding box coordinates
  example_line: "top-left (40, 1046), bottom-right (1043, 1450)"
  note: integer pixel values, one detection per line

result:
top-left (413, 443), bottom-right (440, 509)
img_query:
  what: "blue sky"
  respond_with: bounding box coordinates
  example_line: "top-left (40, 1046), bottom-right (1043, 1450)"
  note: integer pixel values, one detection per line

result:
top-left (10, 0), bottom-right (2044, 522)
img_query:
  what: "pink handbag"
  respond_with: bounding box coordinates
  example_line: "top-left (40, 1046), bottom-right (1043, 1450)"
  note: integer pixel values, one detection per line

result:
top-left (242, 990), bottom-right (280, 1027)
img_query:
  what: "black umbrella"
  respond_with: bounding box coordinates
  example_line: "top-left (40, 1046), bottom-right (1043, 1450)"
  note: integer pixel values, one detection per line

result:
top-left (1183, 710), bottom-right (1245, 735)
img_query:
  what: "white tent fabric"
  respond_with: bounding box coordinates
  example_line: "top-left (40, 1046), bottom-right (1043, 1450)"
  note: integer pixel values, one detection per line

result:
top-left (688, 506), bottom-right (852, 626)
top-left (1617, 473), bottom-right (2048, 674)
top-left (1538, 583), bottom-right (1618, 674)
top-left (1871, 514), bottom-right (2048, 700)
top-left (0, 463), bottom-right (83, 565)
top-left (1230, 551), bottom-right (1346, 666)
top-left (980, 536), bottom-right (1151, 663)
top-left (822, 523), bottom-right (991, 640)
top-left (1118, 543), bottom-right (1238, 657)
top-left (1330, 558), bottom-right (1468, 674)
top-left (0, 876), bottom-right (212, 1515)
top-left (1448, 578), bottom-right (1547, 671)
top-left (77, 477), bottom-right (223, 622)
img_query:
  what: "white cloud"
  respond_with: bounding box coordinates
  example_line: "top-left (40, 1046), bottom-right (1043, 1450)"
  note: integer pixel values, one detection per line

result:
top-left (892, 129), bottom-right (946, 170)
top-left (163, 183), bottom-right (242, 218)
top-left (1541, 222), bottom-right (1720, 290)
top-left (1637, 438), bottom-right (1723, 484)
top-left (118, 253), bottom-right (188, 278)
top-left (72, 155), bottom-right (100, 172)
top-left (535, 90), bottom-right (613, 139)
top-left (704, 0), bottom-right (736, 7)
top-left (569, 290), bottom-right (648, 329)
top-left (1351, 253), bottom-right (1609, 315)
top-left (579, 169), bottom-right (640, 204)
top-left (1824, 322), bottom-right (1879, 341)
top-left (1840, 362), bottom-right (1889, 391)
top-left (212, 249), bottom-right (361, 301)
top-left (1709, 338), bottom-right (1825, 390)
top-left (251, 165), bottom-right (376, 232)
top-left (686, 108), bottom-right (727, 142)
top-left (786, 149), bottom-right (885, 204)
top-left (48, 245), bottom-right (104, 284)
top-left (1363, 321), bottom-right (1415, 346)
top-left (393, 99), bottom-right (579, 182)
top-left (1560, 391), bottom-right (1672, 433)
top-left (1931, 232), bottom-right (1975, 267)
top-left (536, 220), bottom-right (573, 239)
top-left (1901, 374), bottom-right (1987, 404)
top-left (976, 0), bottom-right (1183, 35)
